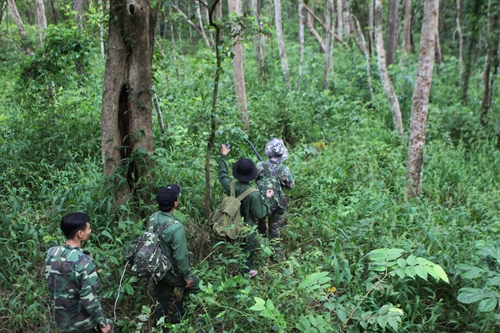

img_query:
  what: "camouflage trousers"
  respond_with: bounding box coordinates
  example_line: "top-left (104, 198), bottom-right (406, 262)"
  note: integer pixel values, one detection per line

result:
top-left (258, 210), bottom-right (285, 240)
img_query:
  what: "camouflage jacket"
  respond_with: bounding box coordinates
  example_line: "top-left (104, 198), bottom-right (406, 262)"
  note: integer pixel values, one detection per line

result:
top-left (218, 154), bottom-right (273, 226)
top-left (45, 245), bottom-right (110, 333)
top-left (256, 160), bottom-right (295, 191)
top-left (153, 212), bottom-right (192, 282)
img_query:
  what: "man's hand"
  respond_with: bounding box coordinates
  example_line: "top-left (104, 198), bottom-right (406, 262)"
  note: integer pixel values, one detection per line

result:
top-left (101, 324), bottom-right (111, 333)
top-left (221, 144), bottom-right (230, 155)
top-left (185, 277), bottom-right (193, 289)
top-left (266, 189), bottom-right (274, 198)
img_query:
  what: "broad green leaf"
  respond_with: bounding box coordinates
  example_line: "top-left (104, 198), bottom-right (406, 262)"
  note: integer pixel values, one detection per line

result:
top-left (388, 316), bottom-right (400, 331)
top-left (266, 298), bottom-right (275, 310)
top-left (416, 257), bottom-right (428, 266)
top-left (397, 258), bottom-right (407, 268)
top-left (389, 308), bottom-right (404, 315)
top-left (486, 276), bottom-right (500, 287)
top-left (457, 288), bottom-right (492, 304)
top-left (433, 265), bottom-right (449, 283)
top-left (405, 266), bottom-right (416, 279)
top-left (478, 298), bottom-right (497, 312)
top-left (254, 297), bottom-right (265, 305)
top-left (299, 277), bottom-right (316, 289)
top-left (395, 268), bottom-right (406, 279)
top-left (299, 316), bottom-right (311, 329)
top-left (461, 267), bottom-right (485, 279)
top-left (385, 249), bottom-right (404, 261)
top-left (415, 265), bottom-right (428, 280)
top-left (377, 315), bottom-right (388, 328)
top-left (406, 255), bottom-right (417, 266)
top-left (308, 314), bottom-right (318, 326)
top-left (249, 304), bottom-right (266, 311)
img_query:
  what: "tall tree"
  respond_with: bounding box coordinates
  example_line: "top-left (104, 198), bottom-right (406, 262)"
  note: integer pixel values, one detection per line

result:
top-left (73, 0), bottom-right (84, 28)
top-left (337, 0), bottom-right (343, 42)
top-left (101, 0), bottom-right (157, 206)
top-left (34, 0), bottom-right (47, 43)
top-left (298, 0), bottom-right (305, 90)
top-left (274, 0), bottom-right (290, 87)
top-left (386, 0), bottom-right (399, 66)
top-left (323, 0), bottom-right (333, 90)
top-left (406, 0), bottom-right (439, 198)
top-left (252, 0), bottom-right (265, 83)
top-left (456, 0), bottom-right (463, 86)
top-left (402, 0), bottom-right (412, 57)
top-left (461, 0), bottom-right (482, 104)
top-left (7, 0), bottom-right (31, 53)
top-left (228, 0), bottom-right (249, 131)
top-left (375, 0), bottom-right (404, 139)
top-left (368, 0), bottom-right (374, 54)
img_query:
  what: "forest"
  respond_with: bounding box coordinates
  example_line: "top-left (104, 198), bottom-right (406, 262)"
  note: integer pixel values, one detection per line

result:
top-left (0, 0), bottom-right (500, 332)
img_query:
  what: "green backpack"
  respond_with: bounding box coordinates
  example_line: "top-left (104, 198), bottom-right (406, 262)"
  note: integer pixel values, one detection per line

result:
top-left (210, 181), bottom-right (257, 240)
top-left (126, 212), bottom-right (173, 282)
top-left (257, 162), bottom-right (287, 212)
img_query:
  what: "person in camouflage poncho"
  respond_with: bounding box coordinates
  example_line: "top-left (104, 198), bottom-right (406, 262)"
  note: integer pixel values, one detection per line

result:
top-left (45, 212), bottom-right (112, 333)
top-left (256, 138), bottom-right (295, 246)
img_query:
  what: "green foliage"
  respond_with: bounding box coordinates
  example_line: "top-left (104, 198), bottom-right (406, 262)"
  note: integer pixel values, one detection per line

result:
top-left (1, 4), bottom-right (500, 332)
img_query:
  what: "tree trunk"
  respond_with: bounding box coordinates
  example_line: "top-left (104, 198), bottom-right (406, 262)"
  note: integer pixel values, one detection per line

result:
top-left (343, 1), bottom-right (351, 43)
top-left (386, 0), bottom-right (399, 66)
top-left (274, 0), bottom-right (290, 87)
top-left (298, 1), bottom-right (305, 91)
top-left (252, 0), bottom-right (265, 83)
top-left (229, 0), bottom-right (249, 131)
top-left (101, 0), bottom-right (157, 207)
top-left (402, 0), bottom-right (412, 57)
top-left (73, 0), bottom-right (84, 29)
top-left (172, 3), bottom-right (211, 48)
top-left (49, 0), bottom-right (57, 25)
top-left (456, 0), bottom-right (463, 86)
top-left (34, 0), bottom-right (47, 43)
top-left (368, 0), bottom-right (374, 55)
top-left (204, 3), bottom-right (215, 48)
top-left (305, 10), bottom-right (326, 53)
top-left (406, 0), bottom-right (439, 198)
top-left (480, 0), bottom-right (496, 125)
top-left (461, 1), bottom-right (481, 105)
top-left (195, 0), bottom-right (213, 47)
top-left (7, 0), bottom-right (31, 53)
top-left (434, 30), bottom-right (442, 64)
top-left (353, 14), bottom-right (374, 99)
top-left (98, 0), bottom-right (105, 56)
top-left (375, 0), bottom-right (404, 139)
top-left (323, 0), bottom-right (333, 90)
top-left (169, 8), bottom-right (179, 79)
top-left (337, 0), bottom-right (343, 42)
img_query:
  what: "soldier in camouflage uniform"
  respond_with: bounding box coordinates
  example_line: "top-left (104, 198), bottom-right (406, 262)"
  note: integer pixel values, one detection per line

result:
top-left (45, 212), bottom-right (112, 333)
top-left (152, 185), bottom-right (200, 331)
top-left (256, 138), bottom-right (295, 246)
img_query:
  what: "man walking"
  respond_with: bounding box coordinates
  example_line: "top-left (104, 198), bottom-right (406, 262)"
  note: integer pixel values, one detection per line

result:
top-left (218, 144), bottom-right (274, 277)
top-left (45, 212), bottom-right (112, 333)
top-left (151, 185), bottom-right (200, 330)
top-left (256, 138), bottom-right (295, 250)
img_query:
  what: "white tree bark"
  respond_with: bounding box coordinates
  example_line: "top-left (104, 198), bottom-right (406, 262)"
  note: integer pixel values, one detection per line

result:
top-left (229, 0), bottom-right (249, 131)
top-left (375, 0), bottom-right (404, 139)
top-left (406, 0), bottom-right (439, 198)
top-left (98, 0), bottom-right (105, 56)
top-left (323, 0), bottom-right (333, 90)
top-left (172, 4), bottom-right (211, 48)
top-left (298, 1), bottom-right (305, 91)
top-left (402, 0), bottom-right (412, 57)
top-left (353, 15), bottom-right (374, 99)
top-left (195, 0), bottom-right (213, 47)
top-left (34, 0), bottom-right (47, 43)
top-left (336, 0), bottom-right (343, 42)
top-left (274, 0), bottom-right (290, 86)
top-left (305, 10), bottom-right (326, 53)
top-left (7, 0), bottom-right (26, 39)
top-left (386, 0), bottom-right (399, 66)
top-left (456, 0), bottom-right (463, 86)
top-left (252, 0), bottom-right (265, 82)
top-left (368, 0), bottom-right (374, 54)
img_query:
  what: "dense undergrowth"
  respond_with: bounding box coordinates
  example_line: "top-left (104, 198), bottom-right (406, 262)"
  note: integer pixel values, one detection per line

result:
top-left (1, 21), bottom-right (500, 333)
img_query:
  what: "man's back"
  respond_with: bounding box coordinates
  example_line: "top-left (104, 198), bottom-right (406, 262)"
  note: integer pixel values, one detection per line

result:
top-left (45, 245), bottom-right (106, 332)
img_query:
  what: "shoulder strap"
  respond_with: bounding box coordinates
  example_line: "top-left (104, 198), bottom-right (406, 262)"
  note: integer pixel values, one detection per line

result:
top-left (155, 212), bottom-right (176, 236)
top-left (230, 180), bottom-right (236, 197)
top-left (236, 187), bottom-right (258, 201)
